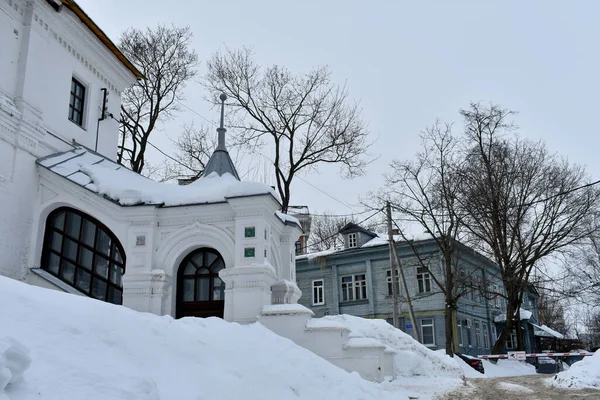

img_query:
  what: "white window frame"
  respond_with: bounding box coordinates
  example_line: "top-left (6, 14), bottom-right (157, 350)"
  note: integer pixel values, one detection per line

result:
top-left (507, 329), bottom-right (517, 349)
top-left (340, 274), bottom-right (367, 302)
top-left (420, 318), bottom-right (435, 347)
top-left (492, 284), bottom-right (500, 308)
top-left (483, 323), bottom-right (490, 349)
top-left (68, 75), bottom-right (88, 128)
top-left (312, 279), bottom-right (325, 306)
top-left (464, 319), bottom-right (472, 347)
top-left (474, 320), bottom-right (481, 348)
top-left (348, 233), bottom-right (358, 248)
top-left (491, 324), bottom-right (497, 341)
top-left (386, 269), bottom-right (400, 296)
top-left (417, 267), bottom-right (431, 293)
top-left (457, 319), bottom-right (463, 346)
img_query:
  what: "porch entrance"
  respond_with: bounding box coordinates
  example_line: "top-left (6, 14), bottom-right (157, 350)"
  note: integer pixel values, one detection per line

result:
top-left (176, 248), bottom-right (225, 319)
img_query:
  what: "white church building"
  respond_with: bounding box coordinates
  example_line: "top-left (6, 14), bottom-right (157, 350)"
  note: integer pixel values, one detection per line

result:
top-left (1, 0), bottom-right (396, 381)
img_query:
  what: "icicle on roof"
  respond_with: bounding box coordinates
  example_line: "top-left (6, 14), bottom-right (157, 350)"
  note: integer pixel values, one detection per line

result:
top-left (202, 93), bottom-right (240, 180)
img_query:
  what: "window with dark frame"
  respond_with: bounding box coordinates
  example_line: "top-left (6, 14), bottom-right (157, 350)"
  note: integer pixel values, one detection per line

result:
top-left (41, 207), bottom-right (125, 304)
top-left (68, 77), bottom-right (86, 126)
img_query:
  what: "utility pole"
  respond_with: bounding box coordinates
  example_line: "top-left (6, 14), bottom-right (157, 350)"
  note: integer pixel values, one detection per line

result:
top-left (387, 201), bottom-right (420, 342)
top-left (386, 201), bottom-right (400, 329)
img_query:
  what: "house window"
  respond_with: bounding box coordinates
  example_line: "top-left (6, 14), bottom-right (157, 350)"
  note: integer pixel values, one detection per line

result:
top-left (483, 323), bottom-right (490, 349)
top-left (421, 318), bottom-right (435, 346)
top-left (474, 320), bottom-right (481, 348)
top-left (491, 324), bottom-right (497, 340)
top-left (464, 319), bottom-right (472, 347)
top-left (417, 267), bottom-right (431, 293)
top-left (68, 77), bottom-right (86, 126)
top-left (506, 329), bottom-right (517, 349)
top-left (457, 319), bottom-right (463, 346)
top-left (41, 207), bottom-right (125, 304)
top-left (295, 241), bottom-right (302, 254)
top-left (312, 279), bottom-right (325, 305)
top-left (341, 274), bottom-right (367, 302)
top-left (386, 269), bottom-right (400, 296)
top-left (348, 233), bottom-right (357, 248)
top-left (492, 284), bottom-right (500, 307)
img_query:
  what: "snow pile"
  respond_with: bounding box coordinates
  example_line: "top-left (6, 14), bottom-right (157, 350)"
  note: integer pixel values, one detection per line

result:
top-left (480, 359), bottom-right (536, 378)
top-left (550, 350), bottom-right (600, 390)
top-left (0, 276), bottom-right (414, 400)
top-left (497, 382), bottom-right (534, 393)
top-left (320, 315), bottom-right (464, 379)
top-left (0, 338), bottom-right (31, 399)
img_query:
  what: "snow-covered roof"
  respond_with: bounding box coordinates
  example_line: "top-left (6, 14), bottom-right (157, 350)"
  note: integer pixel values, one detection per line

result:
top-left (531, 323), bottom-right (565, 339)
top-left (36, 146), bottom-right (279, 208)
top-left (296, 234), bottom-right (414, 260)
top-left (494, 309), bottom-right (533, 323)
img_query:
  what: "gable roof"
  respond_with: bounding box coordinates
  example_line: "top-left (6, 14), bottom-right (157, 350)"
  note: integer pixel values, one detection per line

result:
top-left (57, 0), bottom-right (144, 79)
top-left (338, 222), bottom-right (377, 237)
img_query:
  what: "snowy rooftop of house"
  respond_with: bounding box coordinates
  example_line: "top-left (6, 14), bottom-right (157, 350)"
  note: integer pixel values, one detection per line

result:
top-left (36, 146), bottom-right (282, 208)
top-left (532, 323), bottom-right (565, 339)
top-left (296, 234), bottom-right (416, 260)
top-left (494, 309), bottom-right (533, 323)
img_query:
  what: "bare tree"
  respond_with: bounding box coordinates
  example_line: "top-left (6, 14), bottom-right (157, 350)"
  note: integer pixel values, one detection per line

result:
top-left (309, 212), bottom-right (355, 252)
top-left (118, 25), bottom-right (199, 173)
top-left (161, 123), bottom-right (215, 182)
top-left (383, 122), bottom-right (477, 356)
top-left (458, 103), bottom-right (599, 353)
top-left (203, 47), bottom-right (372, 213)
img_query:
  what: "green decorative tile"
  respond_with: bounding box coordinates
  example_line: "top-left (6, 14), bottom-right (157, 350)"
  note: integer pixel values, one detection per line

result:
top-left (244, 247), bottom-right (255, 258)
top-left (244, 226), bottom-right (255, 238)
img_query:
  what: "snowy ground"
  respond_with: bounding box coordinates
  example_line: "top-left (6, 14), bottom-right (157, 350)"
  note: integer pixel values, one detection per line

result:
top-left (1, 276), bottom-right (596, 400)
top-left (0, 277), bottom-right (415, 400)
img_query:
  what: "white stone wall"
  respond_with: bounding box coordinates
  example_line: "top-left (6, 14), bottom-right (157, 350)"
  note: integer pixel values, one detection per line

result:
top-left (0, 0), bottom-right (136, 279)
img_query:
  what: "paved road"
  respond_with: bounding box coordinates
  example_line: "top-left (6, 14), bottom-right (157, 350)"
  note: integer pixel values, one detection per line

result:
top-left (436, 374), bottom-right (600, 400)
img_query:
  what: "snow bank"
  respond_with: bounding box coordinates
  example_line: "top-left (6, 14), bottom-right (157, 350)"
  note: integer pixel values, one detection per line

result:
top-left (0, 276), bottom-right (413, 400)
top-left (480, 359), bottom-right (536, 378)
top-left (0, 338), bottom-right (31, 399)
top-left (550, 350), bottom-right (600, 390)
top-left (320, 315), bottom-right (463, 379)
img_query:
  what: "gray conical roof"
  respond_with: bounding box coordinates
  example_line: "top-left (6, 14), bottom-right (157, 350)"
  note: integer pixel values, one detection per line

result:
top-left (202, 94), bottom-right (240, 180)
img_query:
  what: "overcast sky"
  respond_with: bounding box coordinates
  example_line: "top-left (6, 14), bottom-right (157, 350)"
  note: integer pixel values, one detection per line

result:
top-left (78, 0), bottom-right (600, 216)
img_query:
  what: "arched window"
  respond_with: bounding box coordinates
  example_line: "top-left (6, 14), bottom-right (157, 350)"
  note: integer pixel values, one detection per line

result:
top-left (41, 207), bottom-right (126, 304)
top-left (176, 248), bottom-right (225, 318)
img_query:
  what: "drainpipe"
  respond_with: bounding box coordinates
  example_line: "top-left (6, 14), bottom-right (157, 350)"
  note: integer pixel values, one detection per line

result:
top-left (482, 268), bottom-right (492, 352)
top-left (95, 88), bottom-right (108, 151)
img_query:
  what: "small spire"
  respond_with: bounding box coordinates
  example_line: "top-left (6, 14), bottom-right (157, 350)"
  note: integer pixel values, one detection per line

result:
top-left (217, 93), bottom-right (227, 151)
top-left (200, 93), bottom-right (240, 180)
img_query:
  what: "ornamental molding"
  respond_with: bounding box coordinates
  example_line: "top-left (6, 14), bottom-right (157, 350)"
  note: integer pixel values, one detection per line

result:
top-left (157, 215), bottom-right (235, 227)
top-left (129, 220), bottom-right (155, 227)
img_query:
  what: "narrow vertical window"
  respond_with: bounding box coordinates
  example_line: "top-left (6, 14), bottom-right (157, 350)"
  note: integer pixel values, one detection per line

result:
top-left (474, 320), bottom-right (481, 347)
top-left (348, 233), bottom-right (357, 248)
top-left (312, 279), bottom-right (324, 305)
top-left (417, 267), bottom-right (431, 293)
top-left (483, 323), bottom-right (490, 349)
top-left (68, 77), bottom-right (86, 126)
top-left (386, 269), bottom-right (400, 296)
top-left (421, 318), bottom-right (435, 346)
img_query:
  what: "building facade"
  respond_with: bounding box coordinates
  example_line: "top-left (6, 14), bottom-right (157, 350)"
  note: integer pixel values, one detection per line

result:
top-left (296, 223), bottom-right (543, 355)
top-left (0, 0), bottom-right (304, 324)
